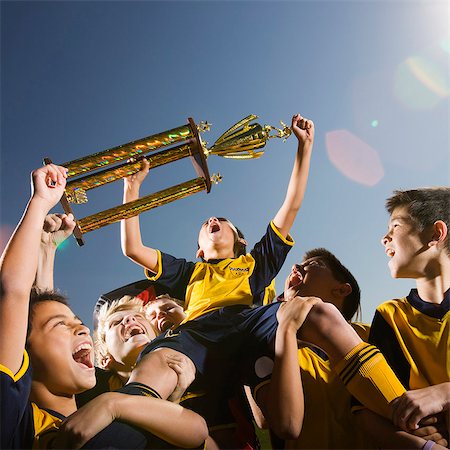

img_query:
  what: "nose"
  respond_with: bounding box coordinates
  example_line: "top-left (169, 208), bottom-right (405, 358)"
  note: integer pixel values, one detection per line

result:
top-left (293, 264), bottom-right (302, 272)
top-left (75, 323), bottom-right (90, 336)
top-left (122, 314), bottom-right (137, 325)
top-left (381, 233), bottom-right (391, 247)
top-left (157, 310), bottom-right (166, 319)
top-left (208, 217), bottom-right (218, 224)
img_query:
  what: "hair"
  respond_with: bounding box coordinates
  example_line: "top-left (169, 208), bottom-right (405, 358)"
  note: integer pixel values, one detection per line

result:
top-left (152, 294), bottom-right (184, 307)
top-left (197, 218), bottom-right (247, 259)
top-left (233, 225), bottom-right (247, 257)
top-left (94, 295), bottom-right (147, 365)
top-left (27, 288), bottom-right (69, 343)
top-left (303, 248), bottom-right (361, 321)
top-left (386, 187), bottom-right (450, 255)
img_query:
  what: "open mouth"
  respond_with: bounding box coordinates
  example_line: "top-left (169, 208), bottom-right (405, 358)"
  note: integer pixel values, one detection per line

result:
top-left (289, 266), bottom-right (304, 288)
top-left (209, 223), bottom-right (220, 233)
top-left (386, 248), bottom-right (395, 258)
top-left (124, 325), bottom-right (145, 341)
top-left (158, 319), bottom-right (173, 333)
top-left (72, 343), bottom-right (93, 369)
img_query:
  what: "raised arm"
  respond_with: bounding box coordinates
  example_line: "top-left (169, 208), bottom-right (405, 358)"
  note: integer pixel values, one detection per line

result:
top-left (272, 113), bottom-right (315, 238)
top-left (120, 159), bottom-right (159, 274)
top-left (255, 296), bottom-right (321, 439)
top-left (56, 392), bottom-right (208, 449)
top-left (35, 213), bottom-right (76, 290)
top-left (0, 164), bottom-right (67, 374)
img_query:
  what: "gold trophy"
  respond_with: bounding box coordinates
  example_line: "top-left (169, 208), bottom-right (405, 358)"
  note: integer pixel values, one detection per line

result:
top-left (45, 115), bottom-right (291, 246)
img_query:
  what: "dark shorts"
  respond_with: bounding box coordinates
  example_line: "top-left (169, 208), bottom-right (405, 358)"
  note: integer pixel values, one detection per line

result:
top-left (138, 303), bottom-right (281, 390)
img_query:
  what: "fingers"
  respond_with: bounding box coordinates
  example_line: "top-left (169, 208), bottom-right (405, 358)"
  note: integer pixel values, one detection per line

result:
top-left (291, 113), bottom-right (314, 131)
top-left (39, 164), bottom-right (68, 187)
top-left (43, 214), bottom-right (64, 232)
top-left (43, 213), bottom-right (75, 233)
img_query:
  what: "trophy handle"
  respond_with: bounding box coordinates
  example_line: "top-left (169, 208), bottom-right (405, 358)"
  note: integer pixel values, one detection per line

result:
top-left (43, 158), bottom-right (85, 246)
top-left (188, 118), bottom-right (211, 193)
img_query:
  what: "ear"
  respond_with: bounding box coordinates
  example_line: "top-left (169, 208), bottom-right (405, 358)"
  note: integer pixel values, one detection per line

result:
top-left (332, 282), bottom-right (352, 299)
top-left (238, 238), bottom-right (248, 246)
top-left (99, 354), bottom-right (113, 369)
top-left (196, 248), bottom-right (204, 259)
top-left (428, 220), bottom-right (448, 248)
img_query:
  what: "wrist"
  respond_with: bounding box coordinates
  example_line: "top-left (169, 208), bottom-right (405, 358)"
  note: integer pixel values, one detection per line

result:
top-left (124, 187), bottom-right (140, 200)
top-left (28, 196), bottom-right (54, 213)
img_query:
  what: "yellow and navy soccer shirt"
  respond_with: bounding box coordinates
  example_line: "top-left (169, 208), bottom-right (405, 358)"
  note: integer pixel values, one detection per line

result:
top-left (252, 323), bottom-right (370, 450)
top-left (369, 288), bottom-right (450, 390)
top-left (1, 351), bottom-right (64, 449)
top-left (145, 221), bottom-right (294, 323)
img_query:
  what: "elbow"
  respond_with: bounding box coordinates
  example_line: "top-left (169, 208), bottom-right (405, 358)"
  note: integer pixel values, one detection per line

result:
top-left (189, 416), bottom-right (208, 448)
top-left (270, 416), bottom-right (302, 440)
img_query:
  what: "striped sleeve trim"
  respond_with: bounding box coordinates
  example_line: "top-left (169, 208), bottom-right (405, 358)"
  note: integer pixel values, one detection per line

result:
top-left (117, 381), bottom-right (162, 398)
top-left (144, 250), bottom-right (163, 281)
top-left (270, 221), bottom-right (294, 246)
top-left (339, 345), bottom-right (381, 386)
top-left (252, 378), bottom-right (271, 399)
top-left (0, 350), bottom-right (29, 382)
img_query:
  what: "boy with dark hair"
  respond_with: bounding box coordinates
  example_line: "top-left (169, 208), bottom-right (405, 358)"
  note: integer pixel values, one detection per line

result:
top-left (250, 248), bottom-right (369, 449)
top-left (355, 187), bottom-right (450, 449)
top-left (0, 164), bottom-right (208, 449)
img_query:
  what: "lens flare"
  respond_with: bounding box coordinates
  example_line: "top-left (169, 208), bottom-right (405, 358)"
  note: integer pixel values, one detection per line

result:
top-left (325, 130), bottom-right (384, 187)
top-left (394, 51), bottom-right (450, 110)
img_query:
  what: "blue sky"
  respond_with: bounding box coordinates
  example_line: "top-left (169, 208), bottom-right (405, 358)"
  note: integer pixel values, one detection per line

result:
top-left (1, 0), bottom-right (449, 326)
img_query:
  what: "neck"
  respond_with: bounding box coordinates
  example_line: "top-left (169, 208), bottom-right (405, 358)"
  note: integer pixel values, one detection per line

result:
top-left (30, 381), bottom-right (77, 417)
top-left (415, 257), bottom-right (450, 304)
top-left (203, 247), bottom-right (235, 261)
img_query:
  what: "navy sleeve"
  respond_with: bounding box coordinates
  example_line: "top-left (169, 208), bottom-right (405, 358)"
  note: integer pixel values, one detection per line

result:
top-left (249, 223), bottom-right (293, 305)
top-left (1, 357), bottom-right (34, 449)
top-left (369, 310), bottom-right (410, 389)
top-left (146, 252), bottom-right (196, 304)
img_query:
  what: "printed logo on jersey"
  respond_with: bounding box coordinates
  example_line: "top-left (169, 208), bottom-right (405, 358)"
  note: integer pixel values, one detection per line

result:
top-left (229, 267), bottom-right (250, 275)
top-left (165, 329), bottom-right (181, 338)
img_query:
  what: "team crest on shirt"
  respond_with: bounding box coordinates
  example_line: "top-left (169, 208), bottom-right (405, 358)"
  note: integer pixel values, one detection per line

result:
top-left (165, 329), bottom-right (181, 338)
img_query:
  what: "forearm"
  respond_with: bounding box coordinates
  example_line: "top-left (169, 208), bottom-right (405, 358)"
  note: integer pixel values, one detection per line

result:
top-left (355, 409), bottom-right (447, 449)
top-left (1, 198), bottom-right (49, 295)
top-left (258, 324), bottom-right (303, 439)
top-left (273, 143), bottom-right (312, 237)
top-left (113, 393), bottom-right (208, 447)
top-left (0, 198), bottom-right (50, 372)
top-left (35, 244), bottom-right (57, 290)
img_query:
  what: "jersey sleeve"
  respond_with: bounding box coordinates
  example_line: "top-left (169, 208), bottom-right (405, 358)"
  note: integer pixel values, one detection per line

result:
top-left (0, 350), bottom-right (35, 449)
top-left (369, 309), bottom-right (410, 389)
top-left (249, 221), bottom-right (294, 305)
top-left (145, 251), bottom-right (196, 304)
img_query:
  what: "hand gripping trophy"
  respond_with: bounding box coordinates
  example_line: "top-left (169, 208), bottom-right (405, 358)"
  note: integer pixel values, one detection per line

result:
top-left (44, 115), bottom-right (291, 245)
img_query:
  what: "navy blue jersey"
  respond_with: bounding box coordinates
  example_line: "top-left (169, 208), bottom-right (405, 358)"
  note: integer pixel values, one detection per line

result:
top-left (0, 351), bottom-right (64, 449)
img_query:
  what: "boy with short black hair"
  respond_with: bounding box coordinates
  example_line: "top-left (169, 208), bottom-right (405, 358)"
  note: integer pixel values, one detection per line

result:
top-left (355, 187), bottom-right (450, 449)
top-left (0, 164), bottom-right (208, 449)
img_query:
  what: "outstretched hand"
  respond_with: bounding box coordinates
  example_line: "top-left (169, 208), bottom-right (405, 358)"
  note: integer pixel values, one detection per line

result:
top-left (291, 113), bottom-right (314, 147)
top-left (124, 158), bottom-right (150, 193)
top-left (31, 164), bottom-right (68, 210)
top-left (41, 213), bottom-right (76, 248)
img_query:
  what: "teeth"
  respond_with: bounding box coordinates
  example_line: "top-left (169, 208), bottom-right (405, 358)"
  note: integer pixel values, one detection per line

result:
top-left (124, 325), bottom-right (144, 340)
top-left (72, 343), bottom-right (92, 355)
